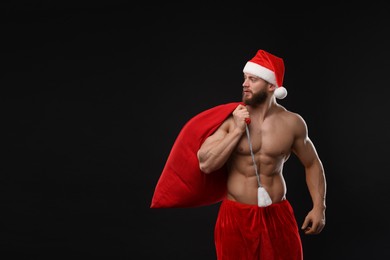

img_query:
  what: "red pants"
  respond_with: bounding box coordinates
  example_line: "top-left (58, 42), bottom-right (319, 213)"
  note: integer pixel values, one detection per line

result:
top-left (214, 199), bottom-right (303, 260)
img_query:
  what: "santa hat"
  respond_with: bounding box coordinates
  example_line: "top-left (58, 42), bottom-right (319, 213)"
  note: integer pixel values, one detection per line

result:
top-left (243, 49), bottom-right (287, 99)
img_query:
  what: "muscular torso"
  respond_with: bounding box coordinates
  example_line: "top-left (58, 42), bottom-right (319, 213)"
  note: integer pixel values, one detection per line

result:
top-left (225, 109), bottom-right (295, 205)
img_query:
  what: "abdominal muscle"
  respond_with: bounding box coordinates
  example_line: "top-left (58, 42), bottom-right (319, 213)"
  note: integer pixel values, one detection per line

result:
top-left (226, 154), bottom-right (287, 205)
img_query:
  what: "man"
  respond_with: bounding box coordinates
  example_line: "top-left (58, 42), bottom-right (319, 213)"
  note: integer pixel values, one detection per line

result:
top-left (197, 49), bottom-right (326, 259)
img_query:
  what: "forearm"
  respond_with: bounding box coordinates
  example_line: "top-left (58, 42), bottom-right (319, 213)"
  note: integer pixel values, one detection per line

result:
top-left (198, 128), bottom-right (243, 173)
top-left (305, 161), bottom-right (327, 210)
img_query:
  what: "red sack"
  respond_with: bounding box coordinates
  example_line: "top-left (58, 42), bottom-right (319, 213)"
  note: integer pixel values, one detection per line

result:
top-left (150, 102), bottom-right (242, 208)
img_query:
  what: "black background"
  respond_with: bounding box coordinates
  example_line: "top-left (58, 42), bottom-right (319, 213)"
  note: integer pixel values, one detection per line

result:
top-left (2, 1), bottom-right (390, 259)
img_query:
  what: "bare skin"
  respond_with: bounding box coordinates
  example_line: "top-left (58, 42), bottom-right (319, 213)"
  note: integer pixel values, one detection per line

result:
top-left (197, 73), bottom-right (326, 235)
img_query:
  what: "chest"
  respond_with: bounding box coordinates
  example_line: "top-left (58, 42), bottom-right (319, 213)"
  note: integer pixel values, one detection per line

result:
top-left (236, 121), bottom-right (294, 157)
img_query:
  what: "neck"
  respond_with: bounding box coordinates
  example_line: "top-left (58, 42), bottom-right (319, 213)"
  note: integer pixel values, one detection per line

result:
top-left (247, 97), bottom-right (277, 121)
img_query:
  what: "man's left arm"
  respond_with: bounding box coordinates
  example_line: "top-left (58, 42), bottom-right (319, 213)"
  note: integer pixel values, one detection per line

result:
top-left (291, 115), bottom-right (327, 235)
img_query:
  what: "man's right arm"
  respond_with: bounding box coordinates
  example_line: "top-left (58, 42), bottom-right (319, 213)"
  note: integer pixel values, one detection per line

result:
top-left (197, 119), bottom-right (244, 174)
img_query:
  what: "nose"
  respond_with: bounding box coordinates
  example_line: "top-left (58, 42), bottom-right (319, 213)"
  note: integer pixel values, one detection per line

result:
top-left (242, 78), bottom-right (249, 88)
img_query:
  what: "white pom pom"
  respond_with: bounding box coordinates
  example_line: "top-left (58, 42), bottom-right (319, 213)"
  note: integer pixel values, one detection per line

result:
top-left (274, 86), bottom-right (287, 99)
top-left (258, 187), bottom-right (272, 207)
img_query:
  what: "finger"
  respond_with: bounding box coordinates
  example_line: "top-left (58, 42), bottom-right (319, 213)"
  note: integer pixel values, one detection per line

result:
top-left (301, 219), bottom-right (309, 230)
top-left (236, 104), bottom-right (246, 110)
top-left (304, 227), bottom-right (315, 235)
top-left (239, 104), bottom-right (249, 112)
top-left (305, 223), bottom-right (324, 235)
top-left (303, 226), bottom-right (312, 234)
top-left (309, 222), bottom-right (319, 234)
top-left (241, 107), bottom-right (249, 115)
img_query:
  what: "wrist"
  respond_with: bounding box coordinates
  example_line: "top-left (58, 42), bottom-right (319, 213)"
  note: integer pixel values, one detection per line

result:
top-left (313, 204), bottom-right (326, 211)
top-left (233, 127), bottom-right (246, 135)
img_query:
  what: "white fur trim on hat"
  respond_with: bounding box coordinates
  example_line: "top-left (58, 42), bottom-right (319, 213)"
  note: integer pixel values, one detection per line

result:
top-left (243, 61), bottom-right (277, 86)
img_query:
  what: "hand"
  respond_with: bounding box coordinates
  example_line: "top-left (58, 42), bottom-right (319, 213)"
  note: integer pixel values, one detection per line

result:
top-left (232, 104), bottom-right (250, 132)
top-left (301, 208), bottom-right (326, 235)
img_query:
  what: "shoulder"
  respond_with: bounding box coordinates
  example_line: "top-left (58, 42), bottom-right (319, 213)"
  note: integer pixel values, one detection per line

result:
top-left (278, 107), bottom-right (308, 134)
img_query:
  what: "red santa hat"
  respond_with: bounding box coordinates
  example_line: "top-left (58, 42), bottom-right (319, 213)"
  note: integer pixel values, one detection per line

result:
top-left (243, 49), bottom-right (287, 99)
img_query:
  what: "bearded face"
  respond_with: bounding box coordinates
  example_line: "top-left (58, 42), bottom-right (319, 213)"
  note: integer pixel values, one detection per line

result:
top-left (243, 88), bottom-right (268, 106)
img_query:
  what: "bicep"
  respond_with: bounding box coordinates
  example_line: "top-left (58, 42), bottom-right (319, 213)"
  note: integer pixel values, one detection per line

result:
top-left (293, 136), bottom-right (319, 168)
top-left (291, 115), bottom-right (320, 167)
top-left (199, 120), bottom-right (230, 149)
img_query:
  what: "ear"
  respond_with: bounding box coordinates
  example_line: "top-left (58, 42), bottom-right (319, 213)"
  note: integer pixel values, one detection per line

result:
top-left (268, 83), bottom-right (277, 91)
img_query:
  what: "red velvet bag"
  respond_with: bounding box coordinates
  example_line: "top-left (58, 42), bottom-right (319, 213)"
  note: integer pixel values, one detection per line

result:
top-left (150, 102), bottom-right (242, 208)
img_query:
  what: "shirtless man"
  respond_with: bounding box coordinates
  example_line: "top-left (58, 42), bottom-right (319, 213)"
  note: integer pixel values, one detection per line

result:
top-left (197, 49), bottom-right (326, 259)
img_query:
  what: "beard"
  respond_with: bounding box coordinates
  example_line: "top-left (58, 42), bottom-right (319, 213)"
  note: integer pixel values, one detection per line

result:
top-left (243, 89), bottom-right (268, 106)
